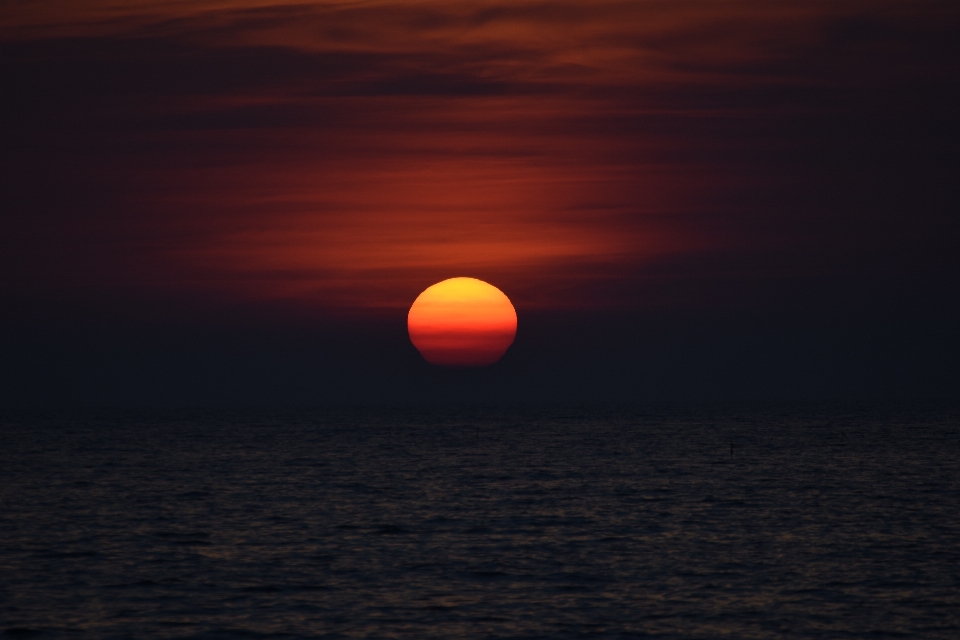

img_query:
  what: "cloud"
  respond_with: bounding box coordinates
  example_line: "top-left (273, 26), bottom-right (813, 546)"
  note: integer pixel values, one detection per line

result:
top-left (1, 0), bottom-right (956, 317)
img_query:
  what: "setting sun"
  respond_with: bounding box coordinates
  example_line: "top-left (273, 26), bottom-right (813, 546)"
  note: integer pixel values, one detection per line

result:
top-left (408, 277), bottom-right (518, 366)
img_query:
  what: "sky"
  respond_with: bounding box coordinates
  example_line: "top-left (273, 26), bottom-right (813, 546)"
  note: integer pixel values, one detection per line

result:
top-left (1, 0), bottom-right (958, 407)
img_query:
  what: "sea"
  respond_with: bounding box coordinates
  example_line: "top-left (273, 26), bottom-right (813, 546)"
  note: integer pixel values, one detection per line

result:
top-left (1, 403), bottom-right (958, 639)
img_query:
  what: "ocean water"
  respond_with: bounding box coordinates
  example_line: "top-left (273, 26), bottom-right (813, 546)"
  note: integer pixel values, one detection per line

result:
top-left (1, 404), bottom-right (958, 639)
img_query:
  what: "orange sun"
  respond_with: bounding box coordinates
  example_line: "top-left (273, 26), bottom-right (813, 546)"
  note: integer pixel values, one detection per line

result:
top-left (408, 277), bottom-right (518, 367)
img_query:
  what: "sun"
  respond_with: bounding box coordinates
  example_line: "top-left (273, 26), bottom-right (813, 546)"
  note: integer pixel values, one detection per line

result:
top-left (408, 277), bottom-right (518, 367)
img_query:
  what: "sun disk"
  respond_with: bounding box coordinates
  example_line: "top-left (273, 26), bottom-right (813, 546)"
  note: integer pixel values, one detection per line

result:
top-left (407, 277), bottom-right (517, 367)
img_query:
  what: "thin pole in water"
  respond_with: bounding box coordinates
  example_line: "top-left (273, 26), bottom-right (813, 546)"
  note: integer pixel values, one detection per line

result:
top-left (730, 438), bottom-right (734, 456)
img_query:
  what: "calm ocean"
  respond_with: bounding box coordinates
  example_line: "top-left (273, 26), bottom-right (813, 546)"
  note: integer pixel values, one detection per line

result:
top-left (2, 404), bottom-right (958, 639)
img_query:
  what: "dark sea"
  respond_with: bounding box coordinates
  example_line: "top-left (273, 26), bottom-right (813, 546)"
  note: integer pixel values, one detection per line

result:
top-left (2, 404), bottom-right (959, 639)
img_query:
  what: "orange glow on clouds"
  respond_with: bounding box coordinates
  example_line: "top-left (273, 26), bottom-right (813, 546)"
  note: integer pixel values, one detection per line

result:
top-left (3, 0), bottom-right (952, 318)
top-left (408, 278), bottom-right (517, 366)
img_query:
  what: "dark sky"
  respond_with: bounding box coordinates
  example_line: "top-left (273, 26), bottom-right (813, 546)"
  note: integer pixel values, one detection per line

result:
top-left (1, 0), bottom-right (958, 407)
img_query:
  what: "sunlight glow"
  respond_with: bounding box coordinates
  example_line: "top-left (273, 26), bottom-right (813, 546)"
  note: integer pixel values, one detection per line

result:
top-left (408, 277), bottom-right (517, 366)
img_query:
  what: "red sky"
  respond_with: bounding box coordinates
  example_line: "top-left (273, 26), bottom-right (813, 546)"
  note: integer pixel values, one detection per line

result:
top-left (1, 0), bottom-right (957, 403)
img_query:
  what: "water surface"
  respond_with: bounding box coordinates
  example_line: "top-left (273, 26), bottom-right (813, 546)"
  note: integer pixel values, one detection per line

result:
top-left (2, 404), bottom-right (958, 638)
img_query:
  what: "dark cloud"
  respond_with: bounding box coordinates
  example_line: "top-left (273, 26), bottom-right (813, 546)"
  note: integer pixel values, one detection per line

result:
top-left (0, 0), bottom-right (957, 405)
